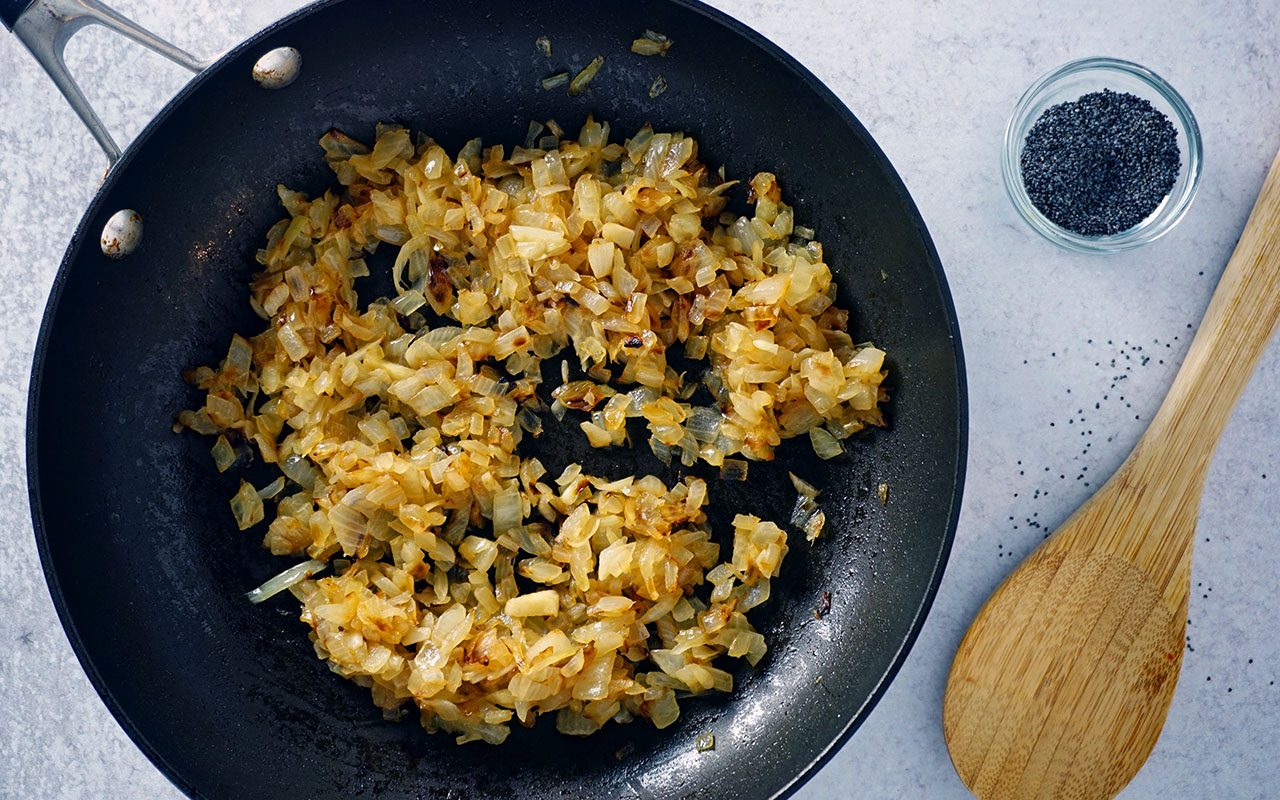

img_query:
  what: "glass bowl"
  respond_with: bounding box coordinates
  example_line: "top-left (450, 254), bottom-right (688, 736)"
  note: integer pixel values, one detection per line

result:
top-left (1002, 57), bottom-right (1202, 253)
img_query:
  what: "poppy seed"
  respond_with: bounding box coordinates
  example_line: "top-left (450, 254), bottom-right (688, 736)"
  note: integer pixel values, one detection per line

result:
top-left (1021, 89), bottom-right (1180, 236)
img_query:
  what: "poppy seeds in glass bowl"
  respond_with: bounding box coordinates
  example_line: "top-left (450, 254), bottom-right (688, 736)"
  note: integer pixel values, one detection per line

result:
top-left (1020, 89), bottom-right (1181, 236)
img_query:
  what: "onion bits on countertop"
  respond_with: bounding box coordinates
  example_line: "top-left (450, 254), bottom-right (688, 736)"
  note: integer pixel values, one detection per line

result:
top-left (176, 118), bottom-right (888, 744)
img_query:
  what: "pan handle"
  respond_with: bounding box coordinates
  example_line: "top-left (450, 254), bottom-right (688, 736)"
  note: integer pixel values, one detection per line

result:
top-left (5, 0), bottom-right (208, 164)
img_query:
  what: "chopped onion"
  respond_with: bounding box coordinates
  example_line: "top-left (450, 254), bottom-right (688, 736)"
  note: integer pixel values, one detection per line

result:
top-left (803, 508), bottom-right (826, 542)
top-left (516, 407), bottom-right (543, 436)
top-left (386, 332), bottom-right (413, 360)
top-left (524, 120), bottom-right (544, 149)
top-left (631, 39), bottom-right (667, 57)
top-left (176, 408), bottom-right (219, 435)
top-left (374, 225), bottom-right (410, 246)
top-left (470, 374), bottom-right (502, 397)
top-left (686, 406), bottom-right (723, 443)
top-left (505, 589), bottom-right (559, 617)
top-left (649, 437), bottom-right (672, 465)
top-left (229, 480), bottom-right (264, 530)
top-left (329, 500), bottom-right (368, 555)
top-left (257, 476), bottom-right (286, 500)
top-left (535, 35), bottom-right (552, 57)
top-left (789, 472), bottom-right (827, 541)
top-left (280, 454), bottom-right (322, 491)
top-left (740, 578), bottom-right (771, 611)
top-left (176, 120), bottom-right (895, 744)
top-left (646, 672), bottom-right (685, 691)
top-left (527, 570), bottom-right (578, 605)
top-left (648, 690), bottom-right (680, 729)
top-left (627, 385), bottom-right (660, 415)
top-left (443, 506), bottom-right (469, 545)
top-left (540, 72), bottom-right (569, 90)
top-left (650, 649), bottom-right (685, 676)
top-left (516, 525), bottom-right (552, 557)
top-left (210, 435), bottom-right (236, 473)
top-left (809, 427), bottom-right (844, 459)
top-left (416, 326), bottom-right (464, 350)
top-left (457, 137), bottom-right (483, 175)
top-left (276, 323), bottom-right (307, 361)
top-left (791, 495), bottom-right (814, 529)
top-left (491, 486), bottom-right (523, 535)
top-left (789, 472), bottom-right (820, 499)
top-left (682, 339), bottom-right (708, 366)
top-left (568, 56), bottom-right (604, 96)
top-left (225, 334), bottom-right (253, 376)
top-left (246, 559), bottom-right (325, 604)
top-left (556, 708), bottom-right (600, 736)
top-left (391, 289), bottom-right (426, 315)
top-left (318, 128), bottom-right (370, 160)
top-left (459, 536), bottom-right (498, 571)
top-left (498, 174), bottom-right (524, 196)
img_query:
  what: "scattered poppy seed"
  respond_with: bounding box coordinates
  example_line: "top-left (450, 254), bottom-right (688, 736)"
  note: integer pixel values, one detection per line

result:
top-left (1021, 89), bottom-right (1180, 236)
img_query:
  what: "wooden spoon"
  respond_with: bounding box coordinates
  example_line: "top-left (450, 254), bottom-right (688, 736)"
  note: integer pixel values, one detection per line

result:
top-left (943, 146), bottom-right (1280, 800)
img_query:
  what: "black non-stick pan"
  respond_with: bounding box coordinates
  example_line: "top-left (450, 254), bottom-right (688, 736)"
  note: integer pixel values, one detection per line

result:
top-left (7, 0), bottom-right (966, 797)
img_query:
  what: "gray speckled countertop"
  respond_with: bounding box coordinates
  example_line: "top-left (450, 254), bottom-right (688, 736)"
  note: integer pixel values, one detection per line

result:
top-left (2, 1), bottom-right (1278, 798)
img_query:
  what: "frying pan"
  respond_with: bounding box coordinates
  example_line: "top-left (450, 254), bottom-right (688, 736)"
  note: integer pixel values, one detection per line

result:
top-left (7, 0), bottom-right (967, 797)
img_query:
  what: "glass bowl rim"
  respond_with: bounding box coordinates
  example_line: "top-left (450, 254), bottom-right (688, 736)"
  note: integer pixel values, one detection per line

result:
top-left (1001, 56), bottom-right (1203, 253)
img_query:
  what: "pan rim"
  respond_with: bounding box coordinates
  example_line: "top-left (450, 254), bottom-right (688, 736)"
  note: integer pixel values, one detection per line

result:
top-left (24, 1), bottom-right (968, 797)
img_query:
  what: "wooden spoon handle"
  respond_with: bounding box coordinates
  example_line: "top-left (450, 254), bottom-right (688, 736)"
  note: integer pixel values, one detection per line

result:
top-left (1139, 147), bottom-right (1280, 475)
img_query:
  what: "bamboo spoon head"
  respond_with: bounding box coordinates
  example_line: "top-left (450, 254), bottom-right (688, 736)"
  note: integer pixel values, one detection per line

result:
top-left (942, 524), bottom-right (1189, 800)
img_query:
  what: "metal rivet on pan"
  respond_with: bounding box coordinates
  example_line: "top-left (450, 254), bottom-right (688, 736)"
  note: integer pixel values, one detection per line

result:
top-left (101, 209), bottom-right (143, 259)
top-left (252, 47), bottom-right (302, 89)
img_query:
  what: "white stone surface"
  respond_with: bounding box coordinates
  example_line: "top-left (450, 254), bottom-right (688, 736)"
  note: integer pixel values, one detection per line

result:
top-left (1, 0), bottom-right (1277, 797)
